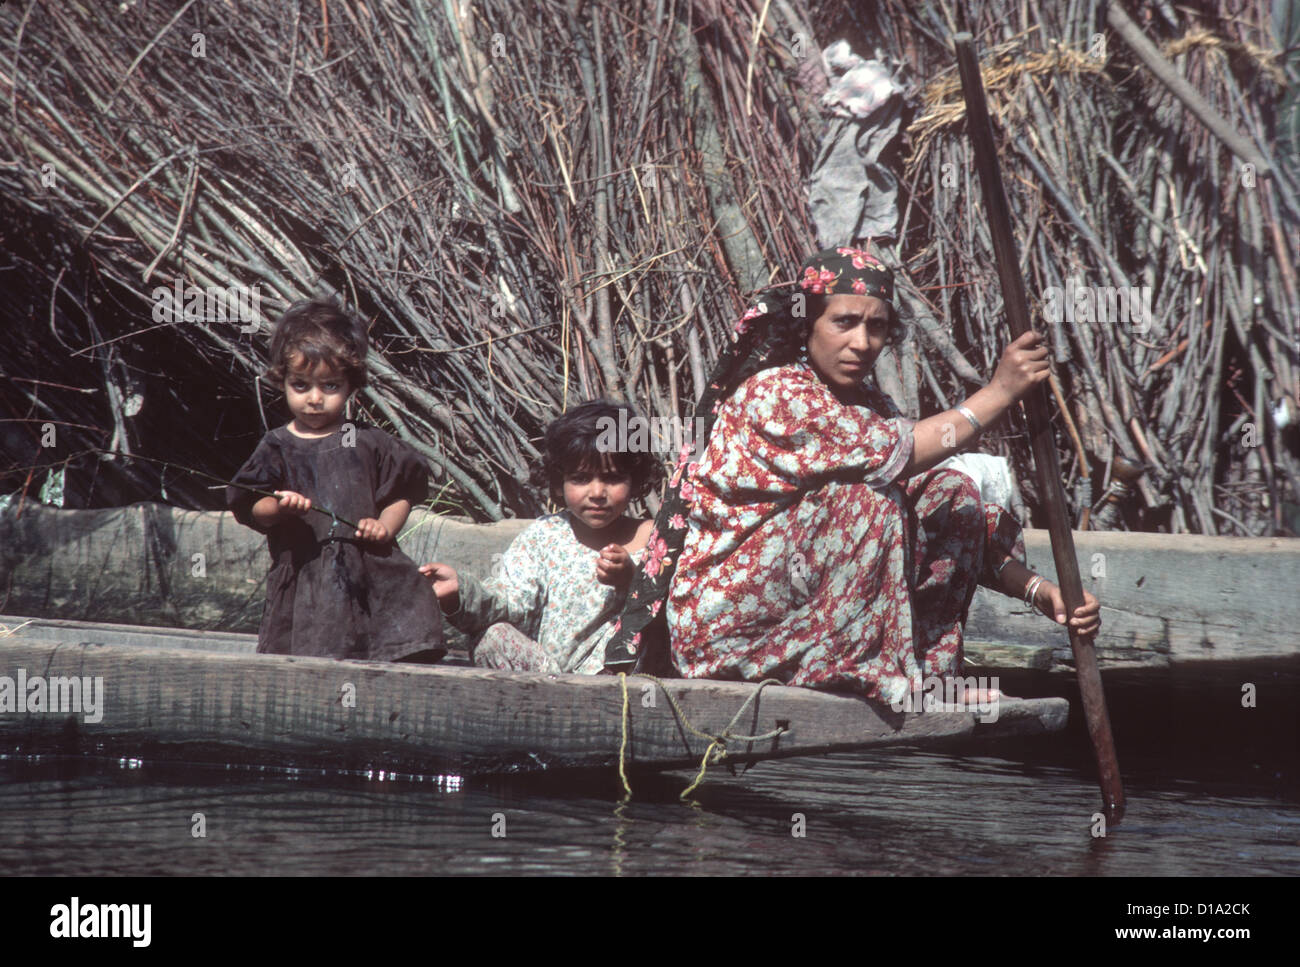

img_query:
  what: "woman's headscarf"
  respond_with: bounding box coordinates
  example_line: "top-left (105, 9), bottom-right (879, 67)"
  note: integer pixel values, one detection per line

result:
top-left (603, 247), bottom-right (894, 673)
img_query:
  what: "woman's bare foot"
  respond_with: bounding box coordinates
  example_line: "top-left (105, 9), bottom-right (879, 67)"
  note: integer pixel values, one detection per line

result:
top-left (940, 679), bottom-right (1011, 704)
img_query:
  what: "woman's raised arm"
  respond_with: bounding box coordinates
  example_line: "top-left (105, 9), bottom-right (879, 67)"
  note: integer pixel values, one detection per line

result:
top-left (901, 329), bottom-right (1050, 478)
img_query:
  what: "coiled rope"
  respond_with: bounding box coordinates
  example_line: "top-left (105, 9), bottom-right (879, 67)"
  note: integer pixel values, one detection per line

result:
top-left (617, 672), bottom-right (788, 801)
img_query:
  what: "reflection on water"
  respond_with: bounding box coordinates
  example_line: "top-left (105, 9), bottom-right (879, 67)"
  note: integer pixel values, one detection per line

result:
top-left (1, 663), bottom-right (1297, 876)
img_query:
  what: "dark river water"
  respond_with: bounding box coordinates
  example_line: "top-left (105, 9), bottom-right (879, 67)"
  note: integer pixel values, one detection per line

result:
top-left (1, 661), bottom-right (1296, 876)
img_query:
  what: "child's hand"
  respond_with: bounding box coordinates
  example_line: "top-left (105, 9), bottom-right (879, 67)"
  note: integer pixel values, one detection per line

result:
top-left (275, 490), bottom-right (312, 516)
top-left (596, 544), bottom-right (633, 588)
top-left (419, 563), bottom-right (460, 608)
top-left (1034, 582), bottom-right (1101, 636)
top-left (419, 562), bottom-right (461, 614)
top-left (355, 517), bottom-right (391, 543)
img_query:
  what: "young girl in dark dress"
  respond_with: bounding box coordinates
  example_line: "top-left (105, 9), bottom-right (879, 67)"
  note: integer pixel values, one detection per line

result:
top-left (227, 301), bottom-right (443, 662)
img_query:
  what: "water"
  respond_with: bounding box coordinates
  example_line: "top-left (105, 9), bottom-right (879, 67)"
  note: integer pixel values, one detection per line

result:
top-left (1, 663), bottom-right (1296, 876)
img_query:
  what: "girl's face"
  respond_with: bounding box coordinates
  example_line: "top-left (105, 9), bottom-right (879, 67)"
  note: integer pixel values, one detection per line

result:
top-left (806, 294), bottom-right (891, 392)
top-left (562, 459), bottom-right (633, 532)
top-left (285, 356), bottom-right (350, 435)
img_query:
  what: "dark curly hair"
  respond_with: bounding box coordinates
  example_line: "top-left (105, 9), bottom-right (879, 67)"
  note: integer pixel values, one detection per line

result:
top-left (265, 300), bottom-right (369, 390)
top-left (537, 399), bottom-right (661, 502)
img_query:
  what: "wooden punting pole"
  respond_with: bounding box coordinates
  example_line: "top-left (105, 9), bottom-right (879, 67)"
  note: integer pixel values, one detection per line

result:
top-left (953, 32), bottom-right (1125, 821)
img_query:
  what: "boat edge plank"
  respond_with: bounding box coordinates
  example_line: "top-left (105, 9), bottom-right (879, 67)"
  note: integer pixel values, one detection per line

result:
top-left (0, 636), bottom-right (1068, 775)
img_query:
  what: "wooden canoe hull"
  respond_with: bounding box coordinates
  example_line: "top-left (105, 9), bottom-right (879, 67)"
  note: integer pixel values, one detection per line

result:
top-left (0, 623), bottom-right (1068, 775)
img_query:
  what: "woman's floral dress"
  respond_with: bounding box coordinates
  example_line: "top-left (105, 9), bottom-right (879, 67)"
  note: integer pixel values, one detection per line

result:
top-left (666, 362), bottom-right (1025, 705)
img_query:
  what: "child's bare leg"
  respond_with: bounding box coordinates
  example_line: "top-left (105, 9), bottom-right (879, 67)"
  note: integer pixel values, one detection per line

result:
top-left (474, 623), bottom-right (563, 674)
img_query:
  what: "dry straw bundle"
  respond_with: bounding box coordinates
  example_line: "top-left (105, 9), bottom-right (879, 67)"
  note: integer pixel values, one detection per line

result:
top-left (1, 0), bottom-right (1296, 536)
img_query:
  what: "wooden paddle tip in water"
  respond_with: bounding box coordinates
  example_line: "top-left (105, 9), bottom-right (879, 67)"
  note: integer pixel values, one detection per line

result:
top-left (952, 30), bottom-right (1126, 822)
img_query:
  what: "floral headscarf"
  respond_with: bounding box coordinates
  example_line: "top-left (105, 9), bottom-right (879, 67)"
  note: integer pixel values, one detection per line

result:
top-left (603, 247), bottom-right (894, 673)
top-left (797, 245), bottom-right (893, 300)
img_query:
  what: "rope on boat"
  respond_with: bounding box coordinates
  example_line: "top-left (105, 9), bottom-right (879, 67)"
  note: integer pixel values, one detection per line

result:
top-left (616, 673), bottom-right (788, 801)
top-left (617, 672), bottom-right (633, 800)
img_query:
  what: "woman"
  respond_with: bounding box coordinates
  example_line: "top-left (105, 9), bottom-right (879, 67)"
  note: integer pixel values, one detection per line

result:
top-left (605, 247), bottom-right (1100, 704)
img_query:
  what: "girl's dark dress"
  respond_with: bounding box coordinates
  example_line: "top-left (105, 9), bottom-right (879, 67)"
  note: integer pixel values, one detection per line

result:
top-left (227, 423), bottom-right (443, 661)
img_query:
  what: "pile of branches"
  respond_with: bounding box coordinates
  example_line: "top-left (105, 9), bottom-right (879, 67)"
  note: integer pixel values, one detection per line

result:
top-left (874, 0), bottom-right (1299, 535)
top-left (1, 0), bottom-right (1296, 535)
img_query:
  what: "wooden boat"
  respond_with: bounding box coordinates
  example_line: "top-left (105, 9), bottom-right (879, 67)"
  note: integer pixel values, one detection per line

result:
top-left (0, 615), bottom-right (1067, 776)
top-left (3, 501), bottom-right (1295, 777)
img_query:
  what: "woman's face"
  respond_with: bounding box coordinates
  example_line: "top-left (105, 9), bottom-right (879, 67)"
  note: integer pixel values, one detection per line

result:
top-left (805, 294), bottom-right (891, 392)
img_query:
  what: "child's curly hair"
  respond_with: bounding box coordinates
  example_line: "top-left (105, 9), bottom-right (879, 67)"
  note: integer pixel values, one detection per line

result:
top-left (266, 300), bottom-right (369, 389)
top-left (536, 399), bottom-right (661, 502)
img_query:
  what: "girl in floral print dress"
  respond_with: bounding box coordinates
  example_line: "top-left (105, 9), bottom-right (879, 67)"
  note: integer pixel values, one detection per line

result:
top-left (604, 247), bottom-right (1100, 704)
top-left (420, 400), bottom-right (657, 674)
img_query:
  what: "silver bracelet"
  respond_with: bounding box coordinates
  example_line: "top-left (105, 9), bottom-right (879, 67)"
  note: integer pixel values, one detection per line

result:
top-left (1024, 575), bottom-right (1045, 609)
top-left (957, 404), bottom-right (982, 433)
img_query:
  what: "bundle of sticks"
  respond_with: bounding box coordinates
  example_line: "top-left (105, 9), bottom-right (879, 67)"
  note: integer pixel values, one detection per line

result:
top-left (1, 0), bottom-right (1295, 534)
